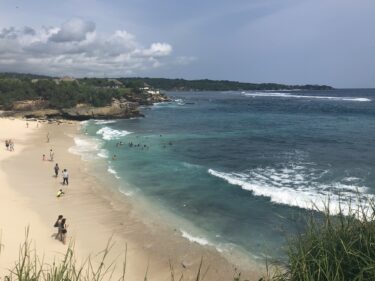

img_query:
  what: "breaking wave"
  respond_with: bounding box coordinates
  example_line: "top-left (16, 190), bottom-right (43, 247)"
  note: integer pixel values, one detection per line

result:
top-left (243, 92), bottom-right (371, 102)
top-left (208, 164), bottom-right (372, 215)
top-left (93, 120), bottom-right (118, 125)
top-left (96, 127), bottom-right (132, 140)
top-left (107, 166), bottom-right (121, 179)
top-left (181, 230), bottom-right (211, 246)
top-left (68, 136), bottom-right (102, 161)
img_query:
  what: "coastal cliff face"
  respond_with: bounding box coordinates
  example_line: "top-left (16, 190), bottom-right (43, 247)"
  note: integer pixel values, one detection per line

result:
top-left (3, 93), bottom-right (170, 120)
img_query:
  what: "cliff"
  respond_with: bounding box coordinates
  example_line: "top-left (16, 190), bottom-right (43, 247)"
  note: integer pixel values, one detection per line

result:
top-left (2, 94), bottom-right (170, 121)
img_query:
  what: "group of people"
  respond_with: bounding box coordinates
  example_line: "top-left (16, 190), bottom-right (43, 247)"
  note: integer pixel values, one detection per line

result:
top-left (53, 163), bottom-right (69, 195)
top-left (127, 142), bottom-right (150, 149)
top-left (42, 149), bottom-right (55, 161)
top-left (53, 215), bottom-right (68, 244)
top-left (5, 139), bottom-right (15, 151)
top-left (47, 145), bottom-right (69, 243)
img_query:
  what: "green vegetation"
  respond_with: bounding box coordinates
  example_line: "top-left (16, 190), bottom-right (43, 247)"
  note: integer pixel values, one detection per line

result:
top-left (0, 75), bottom-right (150, 110)
top-left (0, 72), bottom-right (333, 111)
top-left (118, 78), bottom-right (333, 91)
top-left (0, 73), bottom-right (333, 111)
top-left (271, 201), bottom-right (375, 281)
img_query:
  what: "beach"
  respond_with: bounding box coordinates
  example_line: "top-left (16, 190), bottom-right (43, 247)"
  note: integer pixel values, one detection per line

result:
top-left (0, 117), bottom-right (262, 281)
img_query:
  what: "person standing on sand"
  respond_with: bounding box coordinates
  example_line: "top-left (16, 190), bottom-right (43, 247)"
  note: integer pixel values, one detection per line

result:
top-left (61, 218), bottom-right (68, 244)
top-left (50, 149), bottom-right (54, 161)
top-left (5, 139), bottom-right (9, 150)
top-left (46, 132), bottom-right (50, 143)
top-left (58, 218), bottom-right (68, 244)
top-left (62, 169), bottom-right (69, 185)
top-left (54, 163), bottom-right (60, 177)
top-left (9, 140), bottom-right (14, 151)
top-left (54, 215), bottom-right (63, 239)
top-left (26, 122), bottom-right (29, 128)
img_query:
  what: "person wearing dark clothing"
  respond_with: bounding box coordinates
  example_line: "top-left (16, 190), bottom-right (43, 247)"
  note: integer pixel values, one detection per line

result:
top-left (54, 163), bottom-right (60, 177)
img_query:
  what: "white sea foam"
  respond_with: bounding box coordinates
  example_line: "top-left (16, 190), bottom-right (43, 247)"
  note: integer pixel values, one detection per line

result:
top-left (181, 230), bottom-right (211, 246)
top-left (68, 136), bottom-right (102, 161)
top-left (174, 98), bottom-right (185, 105)
top-left (107, 166), bottom-right (120, 179)
top-left (97, 149), bottom-right (109, 159)
top-left (96, 127), bottom-right (132, 140)
top-left (94, 119), bottom-right (118, 125)
top-left (243, 92), bottom-right (371, 102)
top-left (182, 162), bottom-right (202, 169)
top-left (119, 189), bottom-right (133, 196)
top-left (208, 165), bottom-right (372, 215)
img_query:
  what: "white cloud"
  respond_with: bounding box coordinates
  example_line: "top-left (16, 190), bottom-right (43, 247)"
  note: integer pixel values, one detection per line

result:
top-left (142, 43), bottom-right (173, 57)
top-left (49, 18), bottom-right (95, 43)
top-left (0, 19), bottom-right (176, 76)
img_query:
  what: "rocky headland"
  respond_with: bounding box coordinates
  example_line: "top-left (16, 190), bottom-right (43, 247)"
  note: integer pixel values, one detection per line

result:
top-left (0, 74), bottom-right (170, 121)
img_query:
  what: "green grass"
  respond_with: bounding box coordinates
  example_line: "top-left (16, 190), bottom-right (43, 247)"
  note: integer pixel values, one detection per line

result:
top-left (271, 199), bottom-right (375, 281)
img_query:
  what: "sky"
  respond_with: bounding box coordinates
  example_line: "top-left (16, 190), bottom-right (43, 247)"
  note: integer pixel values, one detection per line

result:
top-left (0, 0), bottom-right (374, 88)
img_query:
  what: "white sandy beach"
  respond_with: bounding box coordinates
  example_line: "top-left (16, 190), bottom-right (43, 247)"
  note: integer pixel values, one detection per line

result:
top-left (0, 118), bottom-right (263, 280)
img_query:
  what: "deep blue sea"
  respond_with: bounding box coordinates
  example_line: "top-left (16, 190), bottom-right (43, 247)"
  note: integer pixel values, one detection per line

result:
top-left (71, 89), bottom-right (375, 261)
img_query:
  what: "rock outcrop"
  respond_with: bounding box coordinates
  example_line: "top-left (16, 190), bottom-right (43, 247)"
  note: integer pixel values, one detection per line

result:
top-left (2, 92), bottom-right (170, 120)
top-left (60, 100), bottom-right (141, 120)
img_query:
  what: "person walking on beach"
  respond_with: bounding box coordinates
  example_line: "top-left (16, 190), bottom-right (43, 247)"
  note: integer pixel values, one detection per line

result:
top-left (54, 215), bottom-right (63, 239)
top-left (54, 163), bottom-right (60, 177)
top-left (62, 169), bottom-right (69, 185)
top-left (46, 132), bottom-right (50, 143)
top-left (50, 149), bottom-right (54, 161)
top-left (5, 139), bottom-right (9, 151)
top-left (58, 218), bottom-right (68, 244)
top-left (9, 140), bottom-right (14, 151)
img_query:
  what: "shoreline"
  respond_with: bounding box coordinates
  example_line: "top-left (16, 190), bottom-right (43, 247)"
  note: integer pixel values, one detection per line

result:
top-left (0, 118), bottom-right (264, 280)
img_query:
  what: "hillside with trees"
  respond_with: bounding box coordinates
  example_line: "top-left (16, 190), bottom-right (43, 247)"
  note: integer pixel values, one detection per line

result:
top-left (0, 74), bottom-right (168, 120)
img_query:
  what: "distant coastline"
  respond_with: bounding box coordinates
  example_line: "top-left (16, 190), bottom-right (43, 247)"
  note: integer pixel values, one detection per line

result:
top-left (0, 72), bottom-right (333, 121)
top-left (117, 77), bottom-right (334, 91)
top-left (0, 72), bottom-right (333, 92)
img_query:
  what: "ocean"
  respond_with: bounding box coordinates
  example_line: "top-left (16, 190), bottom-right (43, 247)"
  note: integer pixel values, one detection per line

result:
top-left (70, 89), bottom-right (375, 262)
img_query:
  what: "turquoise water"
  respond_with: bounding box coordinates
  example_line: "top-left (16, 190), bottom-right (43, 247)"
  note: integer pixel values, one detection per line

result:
top-left (72, 89), bottom-right (375, 261)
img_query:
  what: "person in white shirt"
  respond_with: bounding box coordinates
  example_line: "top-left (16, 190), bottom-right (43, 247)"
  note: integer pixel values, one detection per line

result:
top-left (62, 169), bottom-right (69, 185)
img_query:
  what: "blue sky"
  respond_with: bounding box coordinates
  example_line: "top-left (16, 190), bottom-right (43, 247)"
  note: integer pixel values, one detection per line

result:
top-left (0, 0), bottom-right (374, 87)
